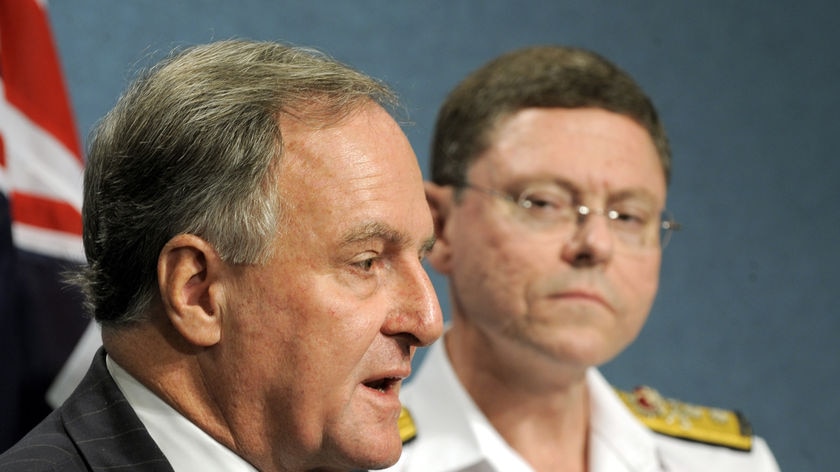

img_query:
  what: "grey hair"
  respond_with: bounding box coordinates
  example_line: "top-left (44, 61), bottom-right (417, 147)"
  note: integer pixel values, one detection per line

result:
top-left (431, 45), bottom-right (671, 187)
top-left (76, 39), bottom-right (396, 326)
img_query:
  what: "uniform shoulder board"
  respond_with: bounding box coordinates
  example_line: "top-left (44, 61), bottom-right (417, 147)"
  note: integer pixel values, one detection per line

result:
top-left (398, 406), bottom-right (417, 444)
top-left (616, 385), bottom-right (753, 451)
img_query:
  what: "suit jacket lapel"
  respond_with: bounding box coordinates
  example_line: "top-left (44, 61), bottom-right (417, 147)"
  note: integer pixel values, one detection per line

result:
top-left (60, 347), bottom-right (175, 471)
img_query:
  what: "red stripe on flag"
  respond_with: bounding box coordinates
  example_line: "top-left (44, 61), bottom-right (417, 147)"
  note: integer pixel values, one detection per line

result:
top-left (10, 191), bottom-right (83, 236)
top-left (0, 0), bottom-right (83, 162)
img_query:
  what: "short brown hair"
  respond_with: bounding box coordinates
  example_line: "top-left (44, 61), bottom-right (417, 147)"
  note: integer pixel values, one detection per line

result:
top-left (431, 45), bottom-right (670, 186)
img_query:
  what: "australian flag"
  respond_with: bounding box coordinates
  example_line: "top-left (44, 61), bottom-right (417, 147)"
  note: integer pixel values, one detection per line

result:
top-left (0, 0), bottom-right (90, 450)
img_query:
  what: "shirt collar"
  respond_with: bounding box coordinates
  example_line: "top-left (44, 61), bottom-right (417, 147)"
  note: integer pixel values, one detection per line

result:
top-left (106, 355), bottom-right (258, 472)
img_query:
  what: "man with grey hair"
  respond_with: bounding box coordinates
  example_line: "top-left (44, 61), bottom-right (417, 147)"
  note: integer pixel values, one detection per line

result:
top-left (387, 46), bottom-right (779, 471)
top-left (0, 39), bottom-right (442, 471)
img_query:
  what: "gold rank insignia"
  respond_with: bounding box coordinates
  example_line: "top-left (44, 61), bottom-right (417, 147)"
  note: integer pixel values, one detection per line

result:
top-left (398, 406), bottom-right (417, 444)
top-left (617, 386), bottom-right (753, 451)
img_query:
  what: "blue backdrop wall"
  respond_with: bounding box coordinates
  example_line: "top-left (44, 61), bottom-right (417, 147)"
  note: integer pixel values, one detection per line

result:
top-left (47, 1), bottom-right (838, 470)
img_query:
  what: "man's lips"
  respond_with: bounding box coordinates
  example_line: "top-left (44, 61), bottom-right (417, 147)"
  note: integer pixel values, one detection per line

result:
top-left (362, 378), bottom-right (401, 393)
top-left (362, 370), bottom-right (409, 393)
top-left (551, 289), bottom-right (611, 309)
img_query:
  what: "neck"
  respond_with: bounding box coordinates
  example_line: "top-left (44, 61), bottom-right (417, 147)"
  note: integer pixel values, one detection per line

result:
top-left (445, 321), bottom-right (591, 472)
top-left (102, 319), bottom-right (238, 454)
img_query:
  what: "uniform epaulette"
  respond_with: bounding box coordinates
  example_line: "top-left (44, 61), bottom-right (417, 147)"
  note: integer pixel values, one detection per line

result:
top-left (617, 385), bottom-right (753, 451)
top-left (398, 406), bottom-right (417, 444)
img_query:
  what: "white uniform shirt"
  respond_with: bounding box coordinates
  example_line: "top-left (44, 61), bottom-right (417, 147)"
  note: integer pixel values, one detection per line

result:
top-left (387, 341), bottom-right (780, 472)
top-left (107, 356), bottom-right (258, 472)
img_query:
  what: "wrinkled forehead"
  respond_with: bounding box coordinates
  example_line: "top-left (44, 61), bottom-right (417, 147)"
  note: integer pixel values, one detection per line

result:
top-left (275, 101), bottom-right (429, 231)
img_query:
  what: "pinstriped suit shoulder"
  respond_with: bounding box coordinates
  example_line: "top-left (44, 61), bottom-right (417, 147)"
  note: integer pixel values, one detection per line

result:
top-left (0, 348), bottom-right (174, 471)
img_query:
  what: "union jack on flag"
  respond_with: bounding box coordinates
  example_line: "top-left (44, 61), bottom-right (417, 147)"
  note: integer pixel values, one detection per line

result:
top-left (0, 0), bottom-right (90, 449)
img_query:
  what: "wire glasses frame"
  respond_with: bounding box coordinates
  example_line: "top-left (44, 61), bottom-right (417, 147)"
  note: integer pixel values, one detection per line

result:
top-left (458, 183), bottom-right (681, 249)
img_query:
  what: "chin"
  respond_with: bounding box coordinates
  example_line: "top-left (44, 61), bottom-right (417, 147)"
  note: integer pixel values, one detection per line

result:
top-left (536, 331), bottom-right (619, 367)
top-left (329, 432), bottom-right (402, 471)
top-left (365, 436), bottom-right (402, 468)
top-left (338, 449), bottom-right (401, 471)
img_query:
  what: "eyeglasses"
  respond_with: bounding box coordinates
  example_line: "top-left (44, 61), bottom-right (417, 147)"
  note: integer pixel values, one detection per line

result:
top-left (458, 182), bottom-right (681, 249)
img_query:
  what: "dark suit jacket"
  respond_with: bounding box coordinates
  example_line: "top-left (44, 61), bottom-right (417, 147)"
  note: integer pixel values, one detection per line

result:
top-left (0, 347), bottom-right (174, 471)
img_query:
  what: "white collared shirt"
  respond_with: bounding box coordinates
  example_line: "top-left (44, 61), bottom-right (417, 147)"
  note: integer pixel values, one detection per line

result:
top-left (386, 341), bottom-right (780, 472)
top-left (106, 356), bottom-right (258, 472)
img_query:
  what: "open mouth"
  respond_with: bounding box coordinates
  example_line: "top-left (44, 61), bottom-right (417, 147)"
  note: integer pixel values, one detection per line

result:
top-left (363, 377), bottom-right (402, 393)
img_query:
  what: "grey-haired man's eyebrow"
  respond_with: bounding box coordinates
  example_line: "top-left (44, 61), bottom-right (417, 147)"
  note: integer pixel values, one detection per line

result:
top-left (341, 221), bottom-right (436, 254)
top-left (341, 221), bottom-right (406, 246)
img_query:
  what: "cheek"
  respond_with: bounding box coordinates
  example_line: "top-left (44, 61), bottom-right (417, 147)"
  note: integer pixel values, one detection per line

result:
top-left (449, 221), bottom-right (544, 313)
top-left (287, 281), bottom-right (384, 372)
top-left (228, 276), bottom-right (324, 376)
top-left (617, 255), bottom-right (661, 324)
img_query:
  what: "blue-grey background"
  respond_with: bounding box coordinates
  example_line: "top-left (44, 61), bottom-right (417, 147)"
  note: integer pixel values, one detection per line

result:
top-left (47, 1), bottom-right (838, 470)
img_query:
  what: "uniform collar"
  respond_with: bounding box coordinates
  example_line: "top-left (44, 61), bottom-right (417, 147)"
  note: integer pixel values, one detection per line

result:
top-left (397, 340), bottom-right (489, 470)
top-left (397, 339), bottom-right (665, 472)
top-left (588, 368), bottom-right (663, 471)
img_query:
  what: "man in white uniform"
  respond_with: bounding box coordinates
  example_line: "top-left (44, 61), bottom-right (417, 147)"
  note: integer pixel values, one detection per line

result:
top-left (388, 46), bottom-right (779, 471)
